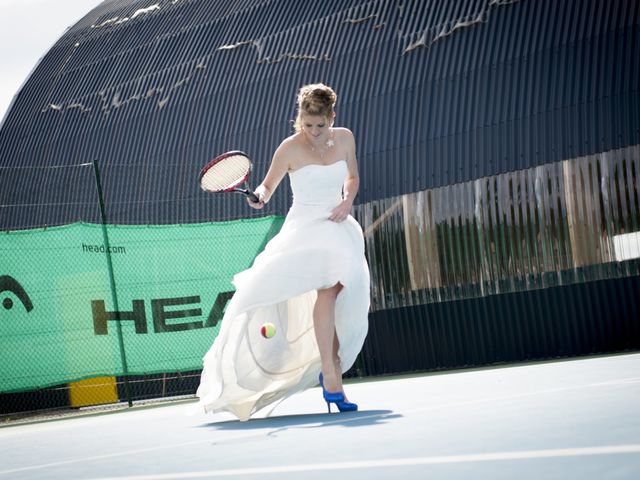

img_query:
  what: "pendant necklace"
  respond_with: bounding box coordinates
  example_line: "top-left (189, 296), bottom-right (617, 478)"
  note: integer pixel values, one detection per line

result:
top-left (309, 130), bottom-right (335, 159)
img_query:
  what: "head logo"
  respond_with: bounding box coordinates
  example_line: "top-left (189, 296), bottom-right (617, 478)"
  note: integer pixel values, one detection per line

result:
top-left (0, 276), bottom-right (34, 312)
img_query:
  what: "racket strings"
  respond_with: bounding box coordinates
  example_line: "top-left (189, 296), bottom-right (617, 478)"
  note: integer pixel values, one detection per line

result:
top-left (201, 155), bottom-right (251, 191)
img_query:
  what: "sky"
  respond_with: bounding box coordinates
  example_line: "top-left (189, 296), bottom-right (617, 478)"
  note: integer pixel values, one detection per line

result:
top-left (0, 0), bottom-right (104, 122)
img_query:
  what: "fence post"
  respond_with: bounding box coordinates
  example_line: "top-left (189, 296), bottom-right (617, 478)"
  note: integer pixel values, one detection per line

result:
top-left (92, 159), bottom-right (133, 407)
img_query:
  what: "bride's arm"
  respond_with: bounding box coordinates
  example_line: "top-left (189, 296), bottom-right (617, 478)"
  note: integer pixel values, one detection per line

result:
top-left (248, 142), bottom-right (291, 208)
top-left (329, 129), bottom-right (359, 221)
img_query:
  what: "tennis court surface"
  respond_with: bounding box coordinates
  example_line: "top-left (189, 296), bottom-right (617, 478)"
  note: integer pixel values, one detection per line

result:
top-left (1, 353), bottom-right (639, 479)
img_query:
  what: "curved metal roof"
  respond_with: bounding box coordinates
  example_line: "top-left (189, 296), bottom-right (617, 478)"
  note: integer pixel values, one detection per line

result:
top-left (0, 0), bottom-right (638, 228)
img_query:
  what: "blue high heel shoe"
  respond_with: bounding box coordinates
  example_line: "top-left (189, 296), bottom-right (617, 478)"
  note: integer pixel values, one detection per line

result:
top-left (319, 373), bottom-right (358, 413)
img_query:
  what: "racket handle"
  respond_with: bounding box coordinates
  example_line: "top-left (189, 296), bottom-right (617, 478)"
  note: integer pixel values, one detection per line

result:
top-left (235, 187), bottom-right (260, 204)
top-left (247, 191), bottom-right (260, 204)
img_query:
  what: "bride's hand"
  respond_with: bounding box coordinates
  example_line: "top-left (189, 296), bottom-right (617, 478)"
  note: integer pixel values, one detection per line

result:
top-left (329, 199), bottom-right (352, 222)
top-left (247, 185), bottom-right (269, 209)
top-left (246, 195), bottom-right (264, 209)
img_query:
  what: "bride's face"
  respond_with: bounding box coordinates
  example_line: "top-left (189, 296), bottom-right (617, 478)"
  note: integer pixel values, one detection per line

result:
top-left (300, 113), bottom-right (333, 145)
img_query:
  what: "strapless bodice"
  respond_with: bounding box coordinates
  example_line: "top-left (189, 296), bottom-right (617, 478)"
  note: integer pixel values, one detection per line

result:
top-left (288, 160), bottom-right (346, 206)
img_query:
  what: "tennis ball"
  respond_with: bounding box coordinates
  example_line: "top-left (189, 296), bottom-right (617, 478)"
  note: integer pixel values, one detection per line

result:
top-left (260, 322), bottom-right (276, 339)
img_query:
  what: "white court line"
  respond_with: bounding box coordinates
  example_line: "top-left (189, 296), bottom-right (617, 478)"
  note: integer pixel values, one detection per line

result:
top-left (399, 377), bottom-right (640, 417)
top-left (88, 444), bottom-right (640, 479)
top-left (0, 434), bottom-right (260, 477)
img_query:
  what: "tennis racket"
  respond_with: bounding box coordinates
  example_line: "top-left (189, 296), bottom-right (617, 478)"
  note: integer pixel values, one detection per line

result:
top-left (199, 150), bottom-right (260, 203)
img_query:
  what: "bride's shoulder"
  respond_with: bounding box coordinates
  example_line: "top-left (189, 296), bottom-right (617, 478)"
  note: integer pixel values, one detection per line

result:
top-left (332, 127), bottom-right (354, 138)
top-left (332, 127), bottom-right (355, 147)
top-left (278, 132), bottom-right (305, 153)
top-left (273, 133), bottom-right (304, 164)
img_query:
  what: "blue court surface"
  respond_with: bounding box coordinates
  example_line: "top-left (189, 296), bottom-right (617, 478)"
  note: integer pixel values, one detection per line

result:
top-left (1, 353), bottom-right (639, 479)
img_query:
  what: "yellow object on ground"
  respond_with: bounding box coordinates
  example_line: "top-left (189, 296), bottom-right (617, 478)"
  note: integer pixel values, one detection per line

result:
top-left (69, 376), bottom-right (118, 408)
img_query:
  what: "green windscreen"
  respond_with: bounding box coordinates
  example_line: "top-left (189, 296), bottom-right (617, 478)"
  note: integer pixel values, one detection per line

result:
top-left (0, 217), bottom-right (284, 392)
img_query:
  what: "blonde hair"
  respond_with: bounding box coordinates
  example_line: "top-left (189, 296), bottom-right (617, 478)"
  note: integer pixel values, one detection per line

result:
top-left (293, 83), bottom-right (337, 132)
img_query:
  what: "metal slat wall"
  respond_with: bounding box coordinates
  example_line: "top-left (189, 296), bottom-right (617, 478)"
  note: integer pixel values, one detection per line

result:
top-left (1, 0), bottom-right (637, 227)
top-left (1, 0), bottom-right (639, 377)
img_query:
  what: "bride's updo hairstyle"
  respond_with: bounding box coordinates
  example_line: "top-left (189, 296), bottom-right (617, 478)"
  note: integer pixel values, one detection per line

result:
top-left (293, 83), bottom-right (337, 132)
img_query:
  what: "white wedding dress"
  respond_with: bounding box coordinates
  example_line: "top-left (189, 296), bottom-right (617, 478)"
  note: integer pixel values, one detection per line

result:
top-left (196, 160), bottom-right (370, 421)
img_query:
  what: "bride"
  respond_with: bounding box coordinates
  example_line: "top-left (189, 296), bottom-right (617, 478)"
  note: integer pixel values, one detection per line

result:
top-left (196, 83), bottom-right (370, 421)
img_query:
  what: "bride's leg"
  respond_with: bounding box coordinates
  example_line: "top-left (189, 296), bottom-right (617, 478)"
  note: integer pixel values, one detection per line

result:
top-left (332, 329), bottom-right (348, 397)
top-left (314, 283), bottom-right (343, 393)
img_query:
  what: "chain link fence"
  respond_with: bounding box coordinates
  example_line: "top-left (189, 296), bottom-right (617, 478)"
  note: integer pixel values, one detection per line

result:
top-left (0, 160), bottom-right (283, 417)
top-left (2, 144), bottom-right (640, 418)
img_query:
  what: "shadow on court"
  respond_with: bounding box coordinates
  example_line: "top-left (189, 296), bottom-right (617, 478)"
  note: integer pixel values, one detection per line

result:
top-left (199, 409), bottom-right (400, 431)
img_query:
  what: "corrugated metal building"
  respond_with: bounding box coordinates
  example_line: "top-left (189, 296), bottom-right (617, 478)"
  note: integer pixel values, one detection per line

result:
top-left (1, 0), bottom-right (639, 408)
